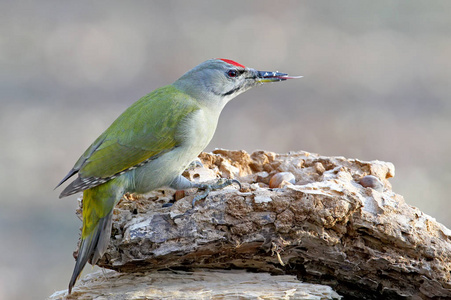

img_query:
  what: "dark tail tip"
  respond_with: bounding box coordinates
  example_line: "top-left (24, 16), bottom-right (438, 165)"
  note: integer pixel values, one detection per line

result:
top-left (67, 214), bottom-right (113, 294)
top-left (68, 254), bottom-right (84, 295)
top-left (67, 237), bottom-right (92, 295)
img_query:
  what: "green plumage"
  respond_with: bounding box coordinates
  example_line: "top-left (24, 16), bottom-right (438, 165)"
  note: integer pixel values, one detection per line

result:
top-left (80, 86), bottom-right (196, 178)
top-left (57, 58), bottom-right (298, 294)
top-left (58, 85), bottom-right (199, 197)
top-left (60, 85), bottom-right (200, 293)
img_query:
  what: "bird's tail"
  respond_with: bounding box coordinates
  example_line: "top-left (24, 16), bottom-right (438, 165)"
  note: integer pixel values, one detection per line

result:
top-left (68, 183), bottom-right (121, 294)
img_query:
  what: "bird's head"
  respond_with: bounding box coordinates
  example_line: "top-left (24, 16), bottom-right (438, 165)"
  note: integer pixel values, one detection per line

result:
top-left (173, 58), bottom-right (301, 110)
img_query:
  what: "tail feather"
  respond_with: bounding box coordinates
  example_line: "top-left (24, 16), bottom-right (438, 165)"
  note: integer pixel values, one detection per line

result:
top-left (68, 212), bottom-right (114, 294)
top-left (67, 178), bottom-right (123, 294)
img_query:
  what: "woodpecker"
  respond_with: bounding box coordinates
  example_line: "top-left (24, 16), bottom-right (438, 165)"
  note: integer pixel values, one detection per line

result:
top-left (56, 58), bottom-right (301, 293)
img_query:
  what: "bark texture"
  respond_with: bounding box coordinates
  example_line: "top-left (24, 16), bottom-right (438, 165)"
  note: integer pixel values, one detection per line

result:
top-left (50, 269), bottom-right (341, 300)
top-left (57, 150), bottom-right (451, 299)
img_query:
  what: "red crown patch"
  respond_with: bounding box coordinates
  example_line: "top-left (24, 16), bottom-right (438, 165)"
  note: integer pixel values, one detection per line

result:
top-left (217, 58), bottom-right (246, 69)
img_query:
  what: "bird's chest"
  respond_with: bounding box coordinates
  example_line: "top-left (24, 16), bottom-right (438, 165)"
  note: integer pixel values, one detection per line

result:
top-left (130, 108), bottom-right (219, 193)
top-left (178, 108), bottom-right (218, 155)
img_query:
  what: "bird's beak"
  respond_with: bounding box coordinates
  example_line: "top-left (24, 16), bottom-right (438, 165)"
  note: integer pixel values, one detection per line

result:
top-left (255, 70), bottom-right (303, 83)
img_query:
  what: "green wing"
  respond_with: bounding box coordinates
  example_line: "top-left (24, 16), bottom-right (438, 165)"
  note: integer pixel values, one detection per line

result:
top-left (58, 85), bottom-right (198, 197)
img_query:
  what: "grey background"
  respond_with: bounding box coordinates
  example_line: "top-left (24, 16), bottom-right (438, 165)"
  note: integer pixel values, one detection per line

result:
top-left (1, 1), bottom-right (450, 299)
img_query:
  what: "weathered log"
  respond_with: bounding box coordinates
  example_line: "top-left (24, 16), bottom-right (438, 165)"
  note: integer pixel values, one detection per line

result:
top-left (58, 150), bottom-right (451, 299)
top-left (50, 269), bottom-right (342, 300)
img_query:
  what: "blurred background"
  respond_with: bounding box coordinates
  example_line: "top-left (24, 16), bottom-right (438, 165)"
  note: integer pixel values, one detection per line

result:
top-left (1, 1), bottom-right (450, 298)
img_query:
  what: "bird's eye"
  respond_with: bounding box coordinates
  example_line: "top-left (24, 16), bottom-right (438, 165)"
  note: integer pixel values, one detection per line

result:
top-left (227, 70), bottom-right (238, 77)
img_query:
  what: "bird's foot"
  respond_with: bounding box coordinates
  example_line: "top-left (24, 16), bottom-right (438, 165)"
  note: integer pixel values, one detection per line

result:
top-left (192, 178), bottom-right (241, 207)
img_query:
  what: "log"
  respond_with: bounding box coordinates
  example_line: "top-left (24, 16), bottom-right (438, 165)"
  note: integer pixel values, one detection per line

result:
top-left (50, 269), bottom-right (342, 300)
top-left (54, 150), bottom-right (451, 299)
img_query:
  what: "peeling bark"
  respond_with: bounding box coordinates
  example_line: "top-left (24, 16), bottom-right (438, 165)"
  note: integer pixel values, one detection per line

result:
top-left (64, 150), bottom-right (451, 299)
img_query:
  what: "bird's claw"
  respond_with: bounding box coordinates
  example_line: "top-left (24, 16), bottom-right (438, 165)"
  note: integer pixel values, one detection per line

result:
top-left (192, 178), bottom-right (241, 207)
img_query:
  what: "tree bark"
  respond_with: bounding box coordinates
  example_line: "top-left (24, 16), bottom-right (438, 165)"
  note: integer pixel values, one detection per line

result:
top-left (51, 269), bottom-right (342, 300)
top-left (61, 150), bottom-right (451, 299)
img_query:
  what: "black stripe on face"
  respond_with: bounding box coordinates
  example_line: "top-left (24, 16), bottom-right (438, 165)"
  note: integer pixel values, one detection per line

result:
top-left (222, 86), bottom-right (240, 96)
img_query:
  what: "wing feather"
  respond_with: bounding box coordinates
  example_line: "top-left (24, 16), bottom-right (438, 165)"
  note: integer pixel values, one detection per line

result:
top-left (58, 85), bottom-right (198, 197)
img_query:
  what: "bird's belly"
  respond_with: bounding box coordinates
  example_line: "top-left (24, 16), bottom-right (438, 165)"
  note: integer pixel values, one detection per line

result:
top-left (130, 146), bottom-right (199, 193)
top-left (131, 109), bottom-right (217, 194)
